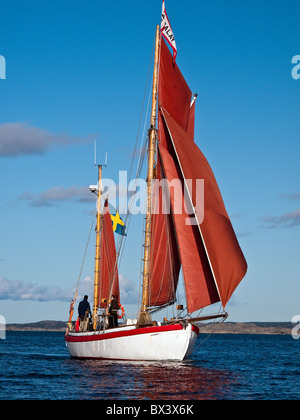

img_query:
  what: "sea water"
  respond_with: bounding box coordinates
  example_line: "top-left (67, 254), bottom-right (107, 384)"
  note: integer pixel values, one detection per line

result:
top-left (0, 331), bottom-right (299, 400)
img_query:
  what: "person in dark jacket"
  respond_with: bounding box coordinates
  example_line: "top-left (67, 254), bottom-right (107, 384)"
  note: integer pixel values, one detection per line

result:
top-left (108, 295), bottom-right (120, 328)
top-left (78, 295), bottom-right (91, 321)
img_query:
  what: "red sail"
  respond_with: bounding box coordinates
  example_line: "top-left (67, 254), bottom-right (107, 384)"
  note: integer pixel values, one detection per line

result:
top-left (149, 155), bottom-right (181, 307)
top-left (161, 109), bottom-right (247, 308)
top-left (98, 200), bottom-right (120, 308)
top-left (157, 37), bottom-right (247, 311)
top-left (158, 113), bottom-right (220, 313)
top-left (159, 38), bottom-right (192, 132)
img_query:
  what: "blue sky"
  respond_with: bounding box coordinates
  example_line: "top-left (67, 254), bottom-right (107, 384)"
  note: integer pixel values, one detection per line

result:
top-left (0, 0), bottom-right (299, 324)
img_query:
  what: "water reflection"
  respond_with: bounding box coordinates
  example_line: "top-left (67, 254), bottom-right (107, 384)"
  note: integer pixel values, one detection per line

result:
top-left (67, 358), bottom-right (236, 400)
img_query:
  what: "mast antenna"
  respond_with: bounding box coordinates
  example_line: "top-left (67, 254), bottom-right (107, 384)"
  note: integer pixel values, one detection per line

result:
top-left (90, 142), bottom-right (107, 195)
top-left (94, 140), bottom-right (108, 168)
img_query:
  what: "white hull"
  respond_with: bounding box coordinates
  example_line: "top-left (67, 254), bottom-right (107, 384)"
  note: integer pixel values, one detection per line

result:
top-left (65, 323), bottom-right (199, 361)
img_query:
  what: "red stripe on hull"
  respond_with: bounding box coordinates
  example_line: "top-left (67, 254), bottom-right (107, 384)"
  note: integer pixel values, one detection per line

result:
top-left (65, 323), bottom-right (199, 343)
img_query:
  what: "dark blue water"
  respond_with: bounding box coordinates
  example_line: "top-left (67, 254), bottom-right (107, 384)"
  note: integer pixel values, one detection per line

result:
top-left (0, 332), bottom-right (299, 400)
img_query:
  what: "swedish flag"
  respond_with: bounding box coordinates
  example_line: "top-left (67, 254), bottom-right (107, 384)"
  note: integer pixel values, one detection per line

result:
top-left (108, 203), bottom-right (126, 236)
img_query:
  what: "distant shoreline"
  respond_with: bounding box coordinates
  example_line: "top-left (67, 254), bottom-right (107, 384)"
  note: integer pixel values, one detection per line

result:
top-left (4, 320), bottom-right (294, 335)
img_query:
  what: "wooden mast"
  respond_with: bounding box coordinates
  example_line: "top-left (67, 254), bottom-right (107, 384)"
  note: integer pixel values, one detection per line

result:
top-left (93, 164), bottom-right (103, 330)
top-left (138, 25), bottom-right (160, 326)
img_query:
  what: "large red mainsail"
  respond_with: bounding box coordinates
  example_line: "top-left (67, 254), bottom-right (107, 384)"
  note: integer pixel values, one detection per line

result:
top-left (156, 37), bottom-right (247, 312)
top-left (98, 199), bottom-right (120, 308)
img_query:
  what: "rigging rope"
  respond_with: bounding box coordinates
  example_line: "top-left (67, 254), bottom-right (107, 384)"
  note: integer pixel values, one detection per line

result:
top-left (193, 317), bottom-right (227, 350)
top-left (192, 306), bottom-right (228, 350)
top-left (68, 209), bottom-right (96, 323)
top-left (95, 38), bottom-right (156, 313)
top-left (111, 39), bottom-right (155, 295)
top-left (68, 37), bottom-right (157, 325)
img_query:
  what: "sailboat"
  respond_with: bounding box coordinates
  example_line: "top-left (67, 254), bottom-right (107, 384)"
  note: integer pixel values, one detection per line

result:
top-left (65, 6), bottom-right (247, 361)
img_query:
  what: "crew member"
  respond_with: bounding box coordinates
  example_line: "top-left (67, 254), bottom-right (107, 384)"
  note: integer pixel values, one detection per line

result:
top-left (78, 295), bottom-right (91, 321)
top-left (108, 295), bottom-right (120, 328)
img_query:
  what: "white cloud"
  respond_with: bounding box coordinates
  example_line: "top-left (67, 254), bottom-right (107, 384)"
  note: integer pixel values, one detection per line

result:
top-left (0, 274), bottom-right (137, 304)
top-left (119, 273), bottom-right (138, 304)
top-left (261, 207), bottom-right (300, 228)
top-left (0, 277), bottom-right (73, 302)
top-left (260, 192), bottom-right (300, 228)
top-left (19, 186), bottom-right (95, 207)
top-left (0, 122), bottom-right (94, 157)
top-left (77, 277), bottom-right (93, 300)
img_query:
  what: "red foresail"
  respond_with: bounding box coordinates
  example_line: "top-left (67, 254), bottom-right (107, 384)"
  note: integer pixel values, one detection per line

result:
top-left (158, 113), bottom-right (220, 313)
top-left (98, 200), bottom-right (120, 308)
top-left (161, 109), bottom-right (247, 308)
top-left (149, 155), bottom-right (181, 307)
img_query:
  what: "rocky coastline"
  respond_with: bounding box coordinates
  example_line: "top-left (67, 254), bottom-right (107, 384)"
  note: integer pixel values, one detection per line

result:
top-left (4, 320), bottom-right (294, 335)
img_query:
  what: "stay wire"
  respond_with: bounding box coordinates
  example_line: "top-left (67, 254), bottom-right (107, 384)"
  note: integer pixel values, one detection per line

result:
top-left (193, 313), bottom-right (228, 351)
top-left (100, 37), bottom-right (155, 306)
top-left (115, 37), bottom-right (156, 273)
top-left (72, 209), bottom-right (96, 306)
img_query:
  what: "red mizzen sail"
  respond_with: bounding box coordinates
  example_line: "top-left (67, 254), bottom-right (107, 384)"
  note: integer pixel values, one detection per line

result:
top-left (98, 199), bottom-right (120, 308)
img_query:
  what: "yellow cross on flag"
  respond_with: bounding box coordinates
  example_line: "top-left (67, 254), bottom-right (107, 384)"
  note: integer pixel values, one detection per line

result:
top-left (109, 203), bottom-right (126, 236)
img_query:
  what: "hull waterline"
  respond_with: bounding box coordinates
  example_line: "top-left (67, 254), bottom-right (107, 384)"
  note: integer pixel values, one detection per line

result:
top-left (65, 323), bottom-right (199, 361)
